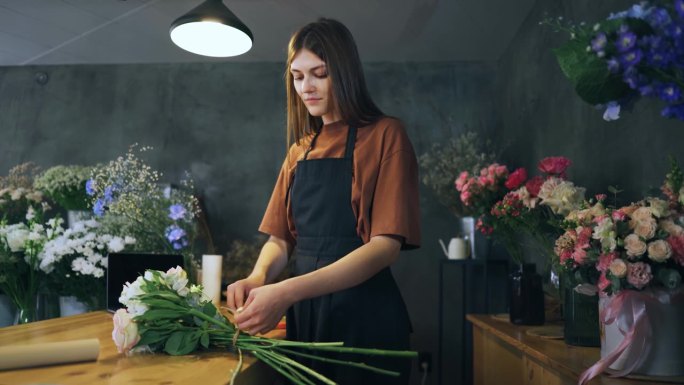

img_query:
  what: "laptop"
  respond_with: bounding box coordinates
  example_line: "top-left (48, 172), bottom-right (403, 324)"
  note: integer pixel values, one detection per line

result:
top-left (106, 252), bottom-right (185, 312)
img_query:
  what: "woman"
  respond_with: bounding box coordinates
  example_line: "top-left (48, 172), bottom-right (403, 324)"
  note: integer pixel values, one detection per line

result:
top-left (226, 18), bottom-right (420, 384)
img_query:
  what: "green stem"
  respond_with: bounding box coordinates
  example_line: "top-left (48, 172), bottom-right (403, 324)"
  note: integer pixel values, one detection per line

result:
top-left (253, 349), bottom-right (309, 385)
top-left (258, 349), bottom-right (336, 385)
top-left (275, 347), bottom-right (400, 377)
top-left (289, 345), bottom-right (418, 358)
top-left (187, 309), bottom-right (233, 331)
top-left (229, 347), bottom-right (243, 385)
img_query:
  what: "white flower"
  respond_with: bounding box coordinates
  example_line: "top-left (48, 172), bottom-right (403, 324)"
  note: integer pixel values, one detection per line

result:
top-left (26, 206), bottom-right (36, 221)
top-left (107, 237), bottom-right (125, 253)
top-left (647, 198), bottom-right (670, 218)
top-left (538, 178), bottom-right (586, 216)
top-left (647, 240), bottom-right (672, 263)
top-left (592, 217), bottom-right (617, 251)
top-left (6, 226), bottom-right (29, 252)
top-left (119, 276), bottom-right (146, 307)
top-left (165, 266), bottom-right (189, 297)
top-left (10, 188), bottom-right (25, 200)
top-left (112, 309), bottom-right (141, 354)
top-left (124, 236), bottom-right (136, 245)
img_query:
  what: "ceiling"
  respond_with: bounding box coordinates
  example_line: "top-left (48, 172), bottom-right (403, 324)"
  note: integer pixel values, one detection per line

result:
top-left (0, 0), bottom-right (535, 66)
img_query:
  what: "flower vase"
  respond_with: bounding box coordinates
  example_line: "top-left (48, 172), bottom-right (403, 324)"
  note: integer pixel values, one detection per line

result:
top-left (563, 286), bottom-right (599, 347)
top-left (13, 304), bottom-right (37, 325)
top-left (59, 296), bottom-right (90, 317)
top-left (598, 288), bottom-right (684, 377)
top-left (0, 294), bottom-right (15, 327)
top-left (509, 263), bottom-right (544, 325)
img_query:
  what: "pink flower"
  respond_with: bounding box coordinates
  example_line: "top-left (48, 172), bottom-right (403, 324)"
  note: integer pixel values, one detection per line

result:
top-left (505, 168), bottom-right (527, 190)
top-left (595, 194), bottom-right (607, 202)
top-left (112, 309), bottom-right (141, 354)
top-left (667, 235), bottom-right (684, 266)
top-left (597, 252), bottom-right (618, 272)
top-left (611, 210), bottom-right (627, 222)
top-left (626, 262), bottom-right (653, 289)
top-left (525, 176), bottom-right (544, 197)
top-left (572, 248), bottom-right (588, 264)
top-left (455, 171), bottom-right (469, 191)
top-left (538, 156), bottom-right (572, 177)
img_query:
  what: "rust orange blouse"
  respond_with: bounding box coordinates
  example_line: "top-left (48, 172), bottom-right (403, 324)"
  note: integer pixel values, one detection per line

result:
top-left (258, 116), bottom-right (421, 250)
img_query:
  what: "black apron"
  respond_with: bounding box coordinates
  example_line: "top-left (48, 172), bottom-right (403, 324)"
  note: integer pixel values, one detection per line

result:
top-left (287, 124), bottom-right (412, 385)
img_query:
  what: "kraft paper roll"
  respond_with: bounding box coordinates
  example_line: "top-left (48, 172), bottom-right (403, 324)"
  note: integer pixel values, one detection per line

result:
top-left (0, 338), bottom-right (99, 370)
top-left (202, 254), bottom-right (223, 307)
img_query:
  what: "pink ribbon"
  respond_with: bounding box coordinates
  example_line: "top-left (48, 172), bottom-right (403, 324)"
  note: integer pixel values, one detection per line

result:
top-left (577, 290), bottom-right (655, 385)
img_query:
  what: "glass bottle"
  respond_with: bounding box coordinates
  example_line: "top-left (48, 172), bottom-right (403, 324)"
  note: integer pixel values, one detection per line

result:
top-left (509, 263), bottom-right (545, 325)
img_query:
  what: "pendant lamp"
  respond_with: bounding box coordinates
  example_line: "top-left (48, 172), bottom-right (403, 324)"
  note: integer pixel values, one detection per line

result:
top-left (169, 0), bottom-right (253, 57)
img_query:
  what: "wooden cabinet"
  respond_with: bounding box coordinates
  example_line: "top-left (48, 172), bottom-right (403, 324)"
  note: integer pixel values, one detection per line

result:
top-left (467, 314), bottom-right (673, 385)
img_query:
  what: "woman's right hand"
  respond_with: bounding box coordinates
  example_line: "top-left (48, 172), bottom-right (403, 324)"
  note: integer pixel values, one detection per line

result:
top-left (226, 273), bottom-right (266, 311)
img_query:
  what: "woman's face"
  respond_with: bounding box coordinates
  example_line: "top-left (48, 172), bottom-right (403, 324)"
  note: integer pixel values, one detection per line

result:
top-left (290, 49), bottom-right (340, 124)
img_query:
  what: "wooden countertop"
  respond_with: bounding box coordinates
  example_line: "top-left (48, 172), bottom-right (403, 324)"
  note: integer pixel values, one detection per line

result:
top-left (466, 314), bottom-right (677, 385)
top-left (0, 311), bottom-right (282, 385)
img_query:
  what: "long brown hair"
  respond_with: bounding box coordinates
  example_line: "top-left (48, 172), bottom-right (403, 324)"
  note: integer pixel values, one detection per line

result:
top-left (285, 18), bottom-right (383, 152)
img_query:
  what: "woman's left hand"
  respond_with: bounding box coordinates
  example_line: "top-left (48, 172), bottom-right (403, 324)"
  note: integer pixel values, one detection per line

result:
top-left (234, 282), bottom-right (293, 335)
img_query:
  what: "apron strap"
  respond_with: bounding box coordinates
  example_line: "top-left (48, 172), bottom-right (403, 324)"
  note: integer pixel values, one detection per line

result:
top-left (344, 125), bottom-right (357, 160)
top-left (303, 129), bottom-right (322, 161)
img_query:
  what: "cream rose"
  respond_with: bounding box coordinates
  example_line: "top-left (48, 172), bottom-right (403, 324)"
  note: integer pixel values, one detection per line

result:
top-left (609, 258), bottom-right (628, 278)
top-left (661, 219), bottom-right (684, 236)
top-left (624, 234), bottom-right (647, 258)
top-left (112, 309), bottom-right (141, 354)
top-left (647, 239), bottom-right (672, 262)
top-left (631, 207), bottom-right (653, 221)
top-left (539, 179), bottom-right (586, 216)
top-left (634, 219), bottom-right (657, 240)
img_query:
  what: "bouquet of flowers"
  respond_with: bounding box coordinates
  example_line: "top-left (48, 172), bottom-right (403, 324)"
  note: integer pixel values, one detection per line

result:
top-left (86, 145), bottom-right (200, 273)
top-left (34, 165), bottom-right (93, 211)
top-left (546, 1), bottom-right (684, 121)
top-left (419, 131), bottom-right (498, 216)
top-left (113, 267), bottom-right (416, 385)
top-left (0, 163), bottom-right (49, 225)
top-left (488, 156), bottom-right (585, 264)
top-left (0, 216), bottom-right (63, 323)
top-left (38, 219), bottom-right (136, 310)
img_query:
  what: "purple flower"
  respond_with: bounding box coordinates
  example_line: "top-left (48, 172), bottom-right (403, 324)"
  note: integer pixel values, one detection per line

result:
top-left (603, 102), bottom-right (621, 121)
top-left (168, 204), bottom-right (187, 220)
top-left (165, 225), bottom-right (186, 241)
top-left (85, 179), bottom-right (96, 196)
top-left (622, 67), bottom-right (645, 89)
top-left (646, 7), bottom-right (672, 28)
top-left (591, 33), bottom-right (608, 52)
top-left (616, 30), bottom-right (637, 52)
top-left (675, 0), bottom-right (684, 19)
top-left (667, 23), bottom-right (684, 39)
top-left (104, 186), bottom-right (115, 203)
top-left (93, 199), bottom-right (106, 217)
top-left (620, 49), bottom-right (643, 68)
top-left (607, 57), bottom-right (620, 73)
top-left (661, 103), bottom-right (684, 120)
top-left (658, 83), bottom-right (682, 102)
top-left (639, 84), bottom-right (655, 96)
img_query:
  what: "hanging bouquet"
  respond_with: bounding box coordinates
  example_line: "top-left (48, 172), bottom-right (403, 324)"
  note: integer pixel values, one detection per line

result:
top-left (113, 267), bottom-right (416, 385)
top-left (0, 163), bottom-right (50, 225)
top-left (34, 165), bottom-right (94, 211)
top-left (86, 145), bottom-right (200, 274)
top-left (546, 1), bottom-right (684, 121)
top-left (419, 131), bottom-right (498, 216)
top-left (38, 219), bottom-right (136, 310)
top-left (487, 156), bottom-right (584, 264)
top-left (0, 216), bottom-right (63, 322)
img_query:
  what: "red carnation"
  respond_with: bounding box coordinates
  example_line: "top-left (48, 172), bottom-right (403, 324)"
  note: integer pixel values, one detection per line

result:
top-left (505, 168), bottom-right (527, 190)
top-left (538, 156), bottom-right (572, 178)
top-left (525, 176), bottom-right (544, 197)
top-left (668, 235), bottom-right (684, 266)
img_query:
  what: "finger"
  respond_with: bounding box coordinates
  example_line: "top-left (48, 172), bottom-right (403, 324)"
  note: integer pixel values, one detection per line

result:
top-left (226, 285), bottom-right (236, 310)
top-left (235, 285), bottom-right (245, 308)
top-left (243, 292), bottom-right (256, 308)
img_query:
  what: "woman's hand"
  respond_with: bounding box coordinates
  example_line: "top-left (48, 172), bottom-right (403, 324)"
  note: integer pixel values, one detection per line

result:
top-left (234, 282), bottom-right (294, 335)
top-left (226, 273), bottom-right (266, 311)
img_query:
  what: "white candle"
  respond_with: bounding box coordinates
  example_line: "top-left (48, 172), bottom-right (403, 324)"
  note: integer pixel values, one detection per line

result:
top-left (202, 254), bottom-right (223, 307)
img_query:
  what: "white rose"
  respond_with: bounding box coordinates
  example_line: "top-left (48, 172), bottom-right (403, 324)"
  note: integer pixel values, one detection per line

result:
top-left (634, 219), bottom-right (657, 240)
top-left (165, 266), bottom-right (189, 297)
top-left (624, 234), bottom-right (647, 258)
top-left (609, 258), bottom-right (628, 278)
top-left (112, 309), bottom-right (141, 354)
top-left (6, 227), bottom-right (29, 252)
top-left (647, 240), bottom-right (672, 262)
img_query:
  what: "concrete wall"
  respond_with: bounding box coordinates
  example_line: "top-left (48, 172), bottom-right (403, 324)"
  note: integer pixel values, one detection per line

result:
top-left (0, 60), bottom-right (497, 384)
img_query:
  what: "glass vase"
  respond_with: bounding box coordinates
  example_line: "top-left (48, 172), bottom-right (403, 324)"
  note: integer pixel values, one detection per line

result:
top-left (563, 286), bottom-right (599, 346)
top-left (14, 303), bottom-right (37, 324)
top-left (509, 263), bottom-right (545, 325)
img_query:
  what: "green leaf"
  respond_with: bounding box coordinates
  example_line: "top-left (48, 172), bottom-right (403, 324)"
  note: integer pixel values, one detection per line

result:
top-left (137, 330), bottom-right (168, 346)
top-left (164, 331), bottom-right (185, 355)
top-left (200, 332), bottom-right (210, 349)
top-left (136, 309), bottom-right (183, 321)
top-left (607, 185), bottom-right (623, 194)
top-left (202, 302), bottom-right (216, 317)
top-left (575, 65), bottom-right (631, 105)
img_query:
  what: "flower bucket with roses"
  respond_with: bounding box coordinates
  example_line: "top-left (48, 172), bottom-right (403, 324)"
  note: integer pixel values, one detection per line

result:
top-left (112, 267), bottom-right (417, 385)
top-left (555, 161), bottom-right (684, 382)
top-left (546, 1), bottom-right (684, 121)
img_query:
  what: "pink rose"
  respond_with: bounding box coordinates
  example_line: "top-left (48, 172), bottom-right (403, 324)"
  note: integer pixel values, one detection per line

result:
top-left (611, 210), bottom-right (627, 222)
top-left (634, 219), bottom-right (657, 240)
top-left (525, 176), bottom-right (544, 197)
top-left (608, 258), bottom-right (628, 278)
top-left (538, 156), bottom-right (572, 177)
top-left (505, 168), bottom-right (527, 190)
top-left (647, 239), bottom-right (672, 262)
top-left (595, 194), bottom-right (607, 202)
top-left (112, 309), bottom-right (141, 354)
top-left (627, 262), bottom-right (653, 289)
top-left (667, 235), bottom-right (684, 266)
top-left (455, 171), bottom-right (469, 191)
top-left (624, 234), bottom-right (647, 258)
